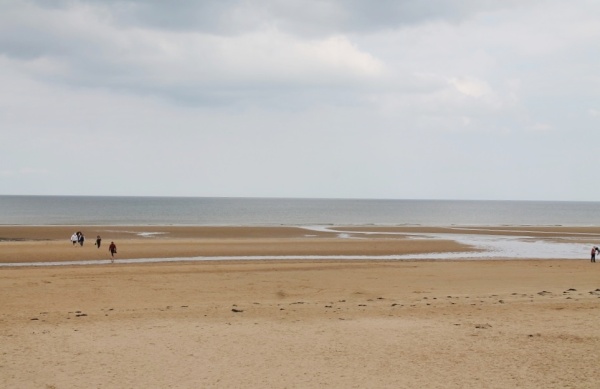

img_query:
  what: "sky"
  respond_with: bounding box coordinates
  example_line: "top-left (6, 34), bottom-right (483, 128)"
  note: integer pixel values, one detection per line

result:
top-left (1, 0), bottom-right (599, 200)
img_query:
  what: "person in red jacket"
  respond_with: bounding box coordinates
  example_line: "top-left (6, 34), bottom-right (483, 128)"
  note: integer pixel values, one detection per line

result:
top-left (109, 241), bottom-right (117, 263)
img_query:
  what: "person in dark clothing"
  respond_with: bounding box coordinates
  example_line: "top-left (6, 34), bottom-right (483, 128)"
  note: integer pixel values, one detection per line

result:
top-left (95, 235), bottom-right (102, 248)
top-left (591, 246), bottom-right (599, 263)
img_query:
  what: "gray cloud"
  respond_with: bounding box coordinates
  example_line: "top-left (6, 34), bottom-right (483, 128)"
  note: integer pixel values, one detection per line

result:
top-left (0, 2), bottom-right (390, 106)
top-left (18, 0), bottom-right (531, 36)
top-left (1, 0), bottom-right (600, 199)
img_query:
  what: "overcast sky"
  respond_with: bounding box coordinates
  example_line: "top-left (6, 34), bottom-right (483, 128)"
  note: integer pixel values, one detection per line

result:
top-left (1, 0), bottom-right (599, 200)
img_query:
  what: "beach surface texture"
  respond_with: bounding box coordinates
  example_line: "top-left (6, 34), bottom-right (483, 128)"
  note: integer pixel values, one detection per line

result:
top-left (1, 225), bottom-right (600, 388)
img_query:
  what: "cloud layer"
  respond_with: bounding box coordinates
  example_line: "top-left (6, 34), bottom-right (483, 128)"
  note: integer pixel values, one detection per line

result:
top-left (1, 0), bottom-right (599, 200)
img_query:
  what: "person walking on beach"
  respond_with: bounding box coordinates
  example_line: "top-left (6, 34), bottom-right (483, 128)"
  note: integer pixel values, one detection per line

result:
top-left (71, 232), bottom-right (78, 246)
top-left (78, 232), bottom-right (85, 247)
top-left (109, 241), bottom-right (117, 263)
top-left (95, 235), bottom-right (102, 248)
top-left (591, 246), bottom-right (599, 263)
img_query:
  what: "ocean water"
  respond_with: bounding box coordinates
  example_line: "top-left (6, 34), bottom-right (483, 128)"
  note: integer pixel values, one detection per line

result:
top-left (1, 195), bottom-right (600, 226)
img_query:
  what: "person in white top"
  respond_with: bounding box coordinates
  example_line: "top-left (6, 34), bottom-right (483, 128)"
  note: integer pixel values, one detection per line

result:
top-left (71, 233), bottom-right (79, 246)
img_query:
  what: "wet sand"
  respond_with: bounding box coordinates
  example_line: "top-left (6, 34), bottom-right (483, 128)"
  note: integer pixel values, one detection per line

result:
top-left (0, 225), bottom-right (477, 264)
top-left (1, 226), bottom-right (600, 388)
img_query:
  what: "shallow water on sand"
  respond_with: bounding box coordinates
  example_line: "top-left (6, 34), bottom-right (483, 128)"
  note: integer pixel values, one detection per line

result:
top-left (1, 227), bottom-right (595, 267)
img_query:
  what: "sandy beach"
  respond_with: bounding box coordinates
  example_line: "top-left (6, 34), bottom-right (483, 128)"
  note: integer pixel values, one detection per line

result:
top-left (1, 226), bottom-right (600, 388)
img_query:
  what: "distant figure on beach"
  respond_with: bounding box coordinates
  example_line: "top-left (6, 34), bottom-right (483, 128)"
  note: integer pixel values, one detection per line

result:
top-left (71, 232), bottom-right (78, 246)
top-left (591, 246), bottom-right (599, 263)
top-left (95, 235), bottom-right (102, 248)
top-left (78, 232), bottom-right (85, 247)
top-left (109, 241), bottom-right (117, 262)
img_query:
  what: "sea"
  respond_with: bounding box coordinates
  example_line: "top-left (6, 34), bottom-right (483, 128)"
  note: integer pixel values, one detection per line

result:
top-left (2, 196), bottom-right (600, 265)
top-left (1, 195), bottom-right (600, 226)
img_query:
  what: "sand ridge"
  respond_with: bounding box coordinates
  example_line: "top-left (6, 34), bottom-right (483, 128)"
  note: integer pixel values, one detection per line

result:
top-left (3, 225), bottom-right (600, 264)
top-left (0, 225), bottom-right (476, 264)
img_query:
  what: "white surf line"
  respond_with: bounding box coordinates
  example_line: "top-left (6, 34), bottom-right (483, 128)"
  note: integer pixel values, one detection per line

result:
top-left (133, 231), bottom-right (168, 238)
top-left (101, 230), bottom-right (170, 237)
top-left (303, 225), bottom-right (375, 238)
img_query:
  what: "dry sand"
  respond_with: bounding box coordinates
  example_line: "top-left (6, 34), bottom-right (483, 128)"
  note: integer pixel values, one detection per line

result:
top-left (1, 226), bottom-right (600, 388)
